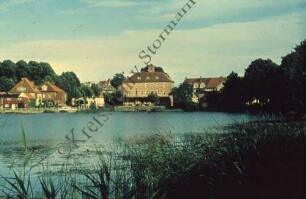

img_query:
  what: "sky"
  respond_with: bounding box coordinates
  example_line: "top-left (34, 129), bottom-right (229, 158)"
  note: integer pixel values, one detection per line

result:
top-left (0, 0), bottom-right (306, 84)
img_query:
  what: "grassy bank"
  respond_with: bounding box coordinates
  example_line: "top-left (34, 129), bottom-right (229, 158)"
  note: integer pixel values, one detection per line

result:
top-left (1, 120), bottom-right (304, 199)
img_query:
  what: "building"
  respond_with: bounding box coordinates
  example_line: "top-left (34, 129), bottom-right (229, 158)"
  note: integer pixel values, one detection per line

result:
top-left (73, 97), bottom-right (105, 108)
top-left (38, 81), bottom-right (67, 106)
top-left (0, 93), bottom-right (32, 109)
top-left (121, 64), bottom-right (174, 106)
top-left (184, 76), bottom-right (227, 103)
top-left (8, 78), bottom-right (43, 106)
top-left (98, 79), bottom-right (116, 96)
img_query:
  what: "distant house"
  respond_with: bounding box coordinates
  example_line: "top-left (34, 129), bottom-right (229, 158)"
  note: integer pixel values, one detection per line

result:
top-left (184, 77), bottom-right (227, 103)
top-left (8, 78), bottom-right (43, 106)
top-left (0, 93), bottom-right (31, 109)
top-left (73, 97), bottom-right (105, 108)
top-left (121, 64), bottom-right (174, 106)
top-left (38, 81), bottom-right (67, 106)
top-left (98, 79), bottom-right (116, 96)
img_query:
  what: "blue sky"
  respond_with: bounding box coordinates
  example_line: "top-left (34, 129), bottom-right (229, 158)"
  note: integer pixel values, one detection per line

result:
top-left (0, 0), bottom-right (306, 84)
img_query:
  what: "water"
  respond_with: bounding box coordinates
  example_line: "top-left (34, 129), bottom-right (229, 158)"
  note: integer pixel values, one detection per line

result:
top-left (0, 112), bottom-right (252, 179)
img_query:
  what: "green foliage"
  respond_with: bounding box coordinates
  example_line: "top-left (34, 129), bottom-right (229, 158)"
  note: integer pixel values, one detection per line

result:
top-left (147, 92), bottom-right (160, 104)
top-left (244, 59), bottom-right (284, 106)
top-left (81, 85), bottom-right (94, 98)
top-left (91, 83), bottom-right (102, 97)
top-left (39, 178), bottom-right (61, 199)
top-left (55, 71), bottom-right (82, 103)
top-left (0, 60), bottom-right (17, 78)
top-left (217, 39), bottom-right (305, 117)
top-left (1, 171), bottom-right (33, 199)
top-left (20, 120), bottom-right (28, 152)
top-left (220, 71), bottom-right (245, 111)
top-left (89, 101), bottom-right (97, 110)
top-left (281, 39), bottom-right (306, 116)
top-left (110, 73), bottom-right (126, 89)
top-left (127, 121), bottom-right (304, 199)
top-left (0, 76), bottom-right (15, 92)
top-left (171, 82), bottom-right (197, 111)
top-left (103, 90), bottom-right (123, 106)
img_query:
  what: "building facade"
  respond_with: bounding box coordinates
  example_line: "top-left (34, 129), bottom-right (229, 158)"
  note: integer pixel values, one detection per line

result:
top-left (122, 64), bottom-right (174, 106)
top-left (8, 78), bottom-right (43, 106)
top-left (38, 82), bottom-right (67, 106)
top-left (184, 76), bottom-right (227, 103)
top-left (0, 93), bottom-right (31, 109)
top-left (98, 79), bottom-right (116, 96)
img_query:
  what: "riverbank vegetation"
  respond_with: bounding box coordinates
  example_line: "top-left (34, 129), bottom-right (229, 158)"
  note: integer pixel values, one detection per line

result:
top-left (1, 119), bottom-right (304, 198)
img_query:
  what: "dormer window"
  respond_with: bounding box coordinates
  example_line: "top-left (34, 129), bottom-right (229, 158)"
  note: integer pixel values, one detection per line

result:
top-left (41, 85), bottom-right (48, 91)
top-left (17, 87), bottom-right (26, 92)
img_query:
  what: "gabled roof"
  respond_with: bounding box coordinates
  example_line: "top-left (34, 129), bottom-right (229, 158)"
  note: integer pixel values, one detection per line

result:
top-left (8, 78), bottom-right (41, 94)
top-left (101, 84), bottom-right (116, 91)
top-left (184, 77), bottom-right (227, 89)
top-left (98, 79), bottom-right (111, 86)
top-left (39, 82), bottom-right (66, 93)
top-left (123, 72), bottom-right (174, 83)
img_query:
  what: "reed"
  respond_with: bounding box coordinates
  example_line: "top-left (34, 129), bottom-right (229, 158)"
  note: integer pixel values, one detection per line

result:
top-left (0, 120), bottom-right (304, 199)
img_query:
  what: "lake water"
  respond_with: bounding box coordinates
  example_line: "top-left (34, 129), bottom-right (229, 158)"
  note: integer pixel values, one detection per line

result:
top-left (0, 112), bottom-right (254, 180)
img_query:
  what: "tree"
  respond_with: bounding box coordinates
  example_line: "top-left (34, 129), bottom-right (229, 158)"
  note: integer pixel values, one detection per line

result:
top-left (104, 90), bottom-right (123, 106)
top-left (148, 92), bottom-right (160, 105)
top-left (0, 76), bottom-right (15, 92)
top-left (0, 60), bottom-right (17, 78)
top-left (111, 73), bottom-right (126, 89)
top-left (171, 82), bottom-right (197, 111)
top-left (56, 72), bottom-right (82, 104)
top-left (244, 58), bottom-right (284, 112)
top-left (281, 39), bottom-right (306, 117)
top-left (81, 85), bottom-right (94, 98)
top-left (91, 83), bottom-right (102, 97)
top-left (28, 61), bottom-right (56, 85)
top-left (221, 72), bottom-right (245, 111)
top-left (16, 60), bottom-right (30, 80)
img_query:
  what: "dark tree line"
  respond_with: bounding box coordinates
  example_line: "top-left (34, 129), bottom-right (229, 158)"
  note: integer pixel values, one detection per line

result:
top-left (206, 39), bottom-right (305, 118)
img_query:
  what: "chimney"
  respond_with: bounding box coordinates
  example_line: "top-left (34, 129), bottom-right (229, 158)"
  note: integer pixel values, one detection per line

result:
top-left (148, 64), bottom-right (155, 73)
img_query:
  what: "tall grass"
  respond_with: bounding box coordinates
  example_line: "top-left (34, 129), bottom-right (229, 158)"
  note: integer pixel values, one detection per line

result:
top-left (19, 119), bottom-right (28, 152)
top-left (0, 120), bottom-right (305, 199)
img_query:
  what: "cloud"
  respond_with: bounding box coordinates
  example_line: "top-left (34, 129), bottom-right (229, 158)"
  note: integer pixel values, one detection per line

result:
top-left (0, 10), bottom-right (305, 84)
top-left (81, 0), bottom-right (138, 8)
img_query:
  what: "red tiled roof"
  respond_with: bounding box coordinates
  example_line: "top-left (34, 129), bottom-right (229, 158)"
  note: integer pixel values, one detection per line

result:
top-left (39, 82), bottom-right (66, 93)
top-left (123, 72), bottom-right (174, 83)
top-left (184, 77), bottom-right (227, 89)
top-left (8, 78), bottom-right (41, 94)
top-left (98, 79), bottom-right (111, 86)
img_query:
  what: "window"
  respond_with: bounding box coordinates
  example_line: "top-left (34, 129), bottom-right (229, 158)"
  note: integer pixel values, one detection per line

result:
top-left (155, 76), bottom-right (159, 80)
top-left (17, 87), bottom-right (26, 92)
top-left (41, 85), bottom-right (48, 91)
top-left (137, 77), bottom-right (141, 80)
top-left (146, 77), bottom-right (150, 80)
